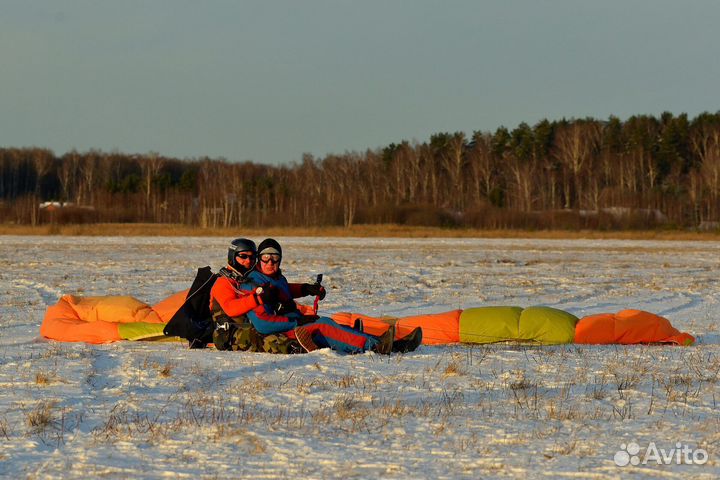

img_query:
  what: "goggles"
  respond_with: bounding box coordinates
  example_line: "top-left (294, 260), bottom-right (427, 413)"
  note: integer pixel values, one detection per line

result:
top-left (259, 253), bottom-right (281, 264)
top-left (235, 253), bottom-right (255, 260)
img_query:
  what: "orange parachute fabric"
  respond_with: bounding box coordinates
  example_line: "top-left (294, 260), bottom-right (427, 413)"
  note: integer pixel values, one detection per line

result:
top-left (40, 295), bottom-right (123, 343)
top-left (574, 309), bottom-right (695, 345)
top-left (40, 291), bottom-right (187, 344)
top-left (150, 290), bottom-right (188, 322)
top-left (330, 310), bottom-right (462, 345)
top-left (40, 290), bottom-right (694, 347)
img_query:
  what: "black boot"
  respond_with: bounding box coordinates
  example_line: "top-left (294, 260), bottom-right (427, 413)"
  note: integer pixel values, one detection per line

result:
top-left (371, 325), bottom-right (395, 355)
top-left (392, 327), bottom-right (423, 353)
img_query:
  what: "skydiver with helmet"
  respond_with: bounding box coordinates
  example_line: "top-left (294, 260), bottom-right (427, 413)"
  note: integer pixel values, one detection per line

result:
top-left (239, 238), bottom-right (421, 355)
top-left (208, 237), bottom-right (421, 354)
top-left (208, 237), bottom-right (283, 350)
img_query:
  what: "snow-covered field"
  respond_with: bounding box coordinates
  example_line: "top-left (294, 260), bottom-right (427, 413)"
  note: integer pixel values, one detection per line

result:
top-left (1, 235), bottom-right (719, 479)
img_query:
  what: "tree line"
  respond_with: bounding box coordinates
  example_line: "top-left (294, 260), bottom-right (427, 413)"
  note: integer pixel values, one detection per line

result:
top-left (1, 111), bottom-right (719, 230)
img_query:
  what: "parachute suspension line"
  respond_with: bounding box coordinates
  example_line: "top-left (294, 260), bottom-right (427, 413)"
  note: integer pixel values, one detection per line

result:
top-left (184, 273), bottom-right (218, 303)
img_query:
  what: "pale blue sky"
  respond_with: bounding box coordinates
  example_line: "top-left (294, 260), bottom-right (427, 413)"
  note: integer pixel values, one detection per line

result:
top-left (1, 1), bottom-right (718, 165)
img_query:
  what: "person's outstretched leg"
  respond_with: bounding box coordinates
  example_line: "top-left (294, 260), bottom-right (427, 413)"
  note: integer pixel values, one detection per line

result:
top-left (295, 317), bottom-right (385, 354)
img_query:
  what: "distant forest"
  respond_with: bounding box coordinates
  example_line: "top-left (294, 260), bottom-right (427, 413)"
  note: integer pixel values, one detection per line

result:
top-left (2, 112), bottom-right (720, 230)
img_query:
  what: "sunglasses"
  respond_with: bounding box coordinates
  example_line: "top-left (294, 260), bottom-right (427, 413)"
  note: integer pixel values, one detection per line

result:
top-left (235, 253), bottom-right (255, 260)
top-left (260, 253), bottom-right (281, 264)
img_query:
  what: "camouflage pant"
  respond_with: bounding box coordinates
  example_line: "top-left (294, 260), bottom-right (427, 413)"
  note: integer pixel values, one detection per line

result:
top-left (213, 322), bottom-right (303, 354)
top-left (261, 332), bottom-right (304, 354)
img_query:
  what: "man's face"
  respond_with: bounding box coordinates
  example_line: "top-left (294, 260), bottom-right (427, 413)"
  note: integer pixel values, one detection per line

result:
top-left (259, 253), bottom-right (280, 276)
top-left (235, 250), bottom-right (255, 270)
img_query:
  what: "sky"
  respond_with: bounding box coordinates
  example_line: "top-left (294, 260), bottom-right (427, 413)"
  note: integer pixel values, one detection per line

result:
top-left (1, 0), bottom-right (719, 165)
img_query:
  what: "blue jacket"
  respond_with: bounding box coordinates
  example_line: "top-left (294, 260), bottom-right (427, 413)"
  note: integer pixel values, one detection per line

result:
top-left (241, 269), bottom-right (302, 334)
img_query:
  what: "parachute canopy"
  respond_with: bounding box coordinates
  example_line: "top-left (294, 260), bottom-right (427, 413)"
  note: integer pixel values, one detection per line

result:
top-left (574, 309), bottom-right (694, 346)
top-left (40, 291), bottom-right (187, 343)
top-left (39, 291), bottom-right (695, 347)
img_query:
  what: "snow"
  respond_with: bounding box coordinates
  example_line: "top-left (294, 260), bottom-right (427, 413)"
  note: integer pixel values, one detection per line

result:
top-left (1, 235), bottom-right (719, 478)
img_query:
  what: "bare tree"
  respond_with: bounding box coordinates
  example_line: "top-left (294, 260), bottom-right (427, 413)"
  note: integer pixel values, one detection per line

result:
top-left (31, 149), bottom-right (54, 198)
top-left (699, 135), bottom-right (720, 220)
top-left (140, 152), bottom-right (164, 218)
top-left (504, 151), bottom-right (536, 212)
top-left (58, 151), bottom-right (81, 203)
top-left (77, 150), bottom-right (100, 205)
top-left (467, 132), bottom-right (496, 205)
top-left (554, 121), bottom-right (601, 208)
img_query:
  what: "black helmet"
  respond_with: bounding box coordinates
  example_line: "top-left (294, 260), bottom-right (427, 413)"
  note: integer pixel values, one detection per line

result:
top-left (228, 238), bottom-right (257, 273)
top-left (257, 238), bottom-right (282, 266)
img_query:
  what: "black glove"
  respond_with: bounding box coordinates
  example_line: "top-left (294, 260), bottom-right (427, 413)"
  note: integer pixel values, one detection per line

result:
top-left (297, 315), bottom-right (319, 326)
top-left (301, 283), bottom-right (326, 300)
top-left (277, 300), bottom-right (298, 314)
top-left (255, 284), bottom-right (278, 305)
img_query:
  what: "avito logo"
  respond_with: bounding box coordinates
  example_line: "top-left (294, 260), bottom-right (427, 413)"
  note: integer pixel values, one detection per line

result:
top-left (615, 441), bottom-right (708, 467)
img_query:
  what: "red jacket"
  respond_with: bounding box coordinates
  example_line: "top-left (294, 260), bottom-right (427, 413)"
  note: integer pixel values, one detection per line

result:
top-left (210, 275), bottom-right (260, 318)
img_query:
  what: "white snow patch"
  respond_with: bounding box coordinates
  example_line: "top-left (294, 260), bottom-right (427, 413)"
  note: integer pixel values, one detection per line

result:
top-left (0, 236), bottom-right (719, 478)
